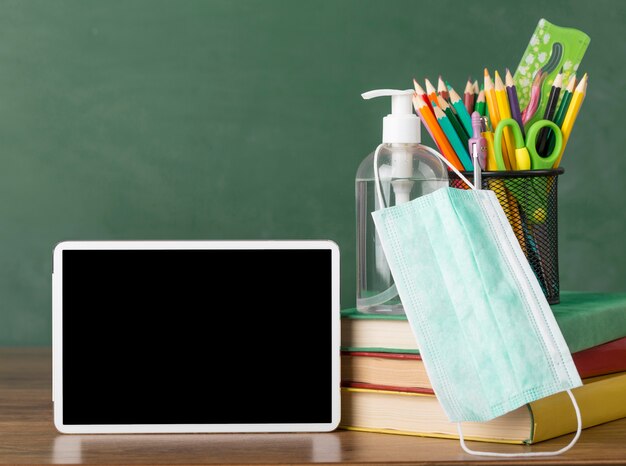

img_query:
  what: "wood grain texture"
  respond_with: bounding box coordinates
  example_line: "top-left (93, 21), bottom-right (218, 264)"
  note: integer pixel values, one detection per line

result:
top-left (1, 348), bottom-right (626, 465)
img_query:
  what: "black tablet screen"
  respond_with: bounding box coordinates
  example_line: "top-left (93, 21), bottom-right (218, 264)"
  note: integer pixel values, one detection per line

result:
top-left (61, 248), bottom-right (333, 425)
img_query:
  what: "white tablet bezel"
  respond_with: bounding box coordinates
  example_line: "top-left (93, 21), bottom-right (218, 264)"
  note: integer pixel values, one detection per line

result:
top-left (52, 240), bottom-right (341, 434)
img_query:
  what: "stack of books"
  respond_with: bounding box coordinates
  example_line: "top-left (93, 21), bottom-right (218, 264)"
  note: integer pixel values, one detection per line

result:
top-left (340, 291), bottom-right (626, 444)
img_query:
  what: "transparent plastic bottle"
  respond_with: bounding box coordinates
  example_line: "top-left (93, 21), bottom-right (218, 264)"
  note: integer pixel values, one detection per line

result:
top-left (356, 90), bottom-right (448, 314)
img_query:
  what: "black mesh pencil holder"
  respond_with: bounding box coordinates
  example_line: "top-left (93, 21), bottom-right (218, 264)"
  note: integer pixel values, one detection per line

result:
top-left (449, 168), bottom-right (564, 304)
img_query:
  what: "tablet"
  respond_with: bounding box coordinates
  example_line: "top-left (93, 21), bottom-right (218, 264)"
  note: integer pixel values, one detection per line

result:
top-left (52, 240), bottom-right (340, 434)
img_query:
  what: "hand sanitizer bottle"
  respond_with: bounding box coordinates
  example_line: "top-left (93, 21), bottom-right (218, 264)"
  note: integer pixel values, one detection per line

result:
top-left (356, 89), bottom-right (448, 314)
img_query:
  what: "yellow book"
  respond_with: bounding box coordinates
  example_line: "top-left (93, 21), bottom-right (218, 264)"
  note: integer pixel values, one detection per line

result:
top-left (340, 371), bottom-right (626, 444)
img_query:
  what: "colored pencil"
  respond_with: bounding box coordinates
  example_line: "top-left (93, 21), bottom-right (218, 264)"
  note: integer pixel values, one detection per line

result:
top-left (438, 75), bottom-right (449, 102)
top-left (547, 74), bottom-right (576, 152)
top-left (412, 95), bottom-right (464, 171)
top-left (484, 68), bottom-right (510, 170)
top-left (433, 105), bottom-right (473, 170)
top-left (437, 95), bottom-right (469, 150)
top-left (554, 74), bottom-right (576, 127)
top-left (475, 89), bottom-right (486, 117)
top-left (483, 69), bottom-right (500, 128)
top-left (472, 79), bottom-right (479, 102)
top-left (505, 68), bottom-right (525, 139)
top-left (413, 79), bottom-right (433, 113)
top-left (415, 98), bottom-right (441, 153)
top-left (448, 87), bottom-right (473, 137)
top-left (425, 78), bottom-right (439, 108)
top-left (463, 78), bottom-right (474, 114)
top-left (554, 73), bottom-right (588, 168)
top-left (494, 70), bottom-right (518, 169)
top-left (535, 71), bottom-right (563, 156)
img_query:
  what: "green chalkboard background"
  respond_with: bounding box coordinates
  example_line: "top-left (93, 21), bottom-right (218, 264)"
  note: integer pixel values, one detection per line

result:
top-left (1, 0), bottom-right (624, 345)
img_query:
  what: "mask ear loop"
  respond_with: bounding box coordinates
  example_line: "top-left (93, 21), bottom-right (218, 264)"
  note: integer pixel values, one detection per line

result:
top-left (456, 389), bottom-right (581, 457)
top-left (370, 143), bottom-right (476, 308)
top-left (375, 133), bottom-right (583, 458)
top-left (373, 144), bottom-right (388, 210)
top-left (374, 143), bottom-right (476, 209)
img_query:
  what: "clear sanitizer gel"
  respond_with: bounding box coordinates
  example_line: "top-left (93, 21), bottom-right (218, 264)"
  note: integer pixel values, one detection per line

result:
top-left (356, 89), bottom-right (449, 314)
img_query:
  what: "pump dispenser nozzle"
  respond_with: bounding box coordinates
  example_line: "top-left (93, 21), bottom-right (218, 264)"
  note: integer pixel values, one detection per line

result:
top-left (362, 89), bottom-right (420, 144)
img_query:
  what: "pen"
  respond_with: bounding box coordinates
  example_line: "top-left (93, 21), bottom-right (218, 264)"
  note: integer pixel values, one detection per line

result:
top-left (468, 111), bottom-right (487, 171)
top-left (473, 140), bottom-right (482, 189)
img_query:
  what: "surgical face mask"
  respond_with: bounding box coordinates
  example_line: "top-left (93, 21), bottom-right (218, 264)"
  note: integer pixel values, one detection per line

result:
top-left (371, 181), bottom-right (582, 457)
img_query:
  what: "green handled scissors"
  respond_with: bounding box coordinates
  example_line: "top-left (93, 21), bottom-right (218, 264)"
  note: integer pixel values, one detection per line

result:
top-left (494, 118), bottom-right (563, 170)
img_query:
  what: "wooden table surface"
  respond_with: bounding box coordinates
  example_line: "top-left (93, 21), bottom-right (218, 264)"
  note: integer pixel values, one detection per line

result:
top-left (1, 347), bottom-right (626, 465)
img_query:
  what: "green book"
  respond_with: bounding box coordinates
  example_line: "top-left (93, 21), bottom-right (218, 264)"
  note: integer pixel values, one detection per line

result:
top-left (342, 291), bottom-right (626, 354)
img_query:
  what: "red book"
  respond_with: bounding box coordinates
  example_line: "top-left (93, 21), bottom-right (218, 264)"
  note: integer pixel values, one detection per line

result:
top-left (341, 337), bottom-right (626, 392)
top-left (572, 337), bottom-right (626, 378)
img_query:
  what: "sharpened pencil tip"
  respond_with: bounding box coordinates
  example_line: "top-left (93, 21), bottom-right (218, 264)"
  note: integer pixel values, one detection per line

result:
top-left (425, 78), bottom-right (436, 94)
top-left (576, 73), bottom-right (588, 92)
top-left (565, 73), bottom-right (577, 92)
top-left (484, 68), bottom-right (489, 77)
top-left (505, 69), bottom-right (515, 87)
top-left (437, 75), bottom-right (447, 92)
top-left (412, 93), bottom-right (426, 108)
top-left (494, 71), bottom-right (505, 90)
top-left (413, 78), bottom-right (426, 94)
top-left (448, 86), bottom-right (459, 101)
